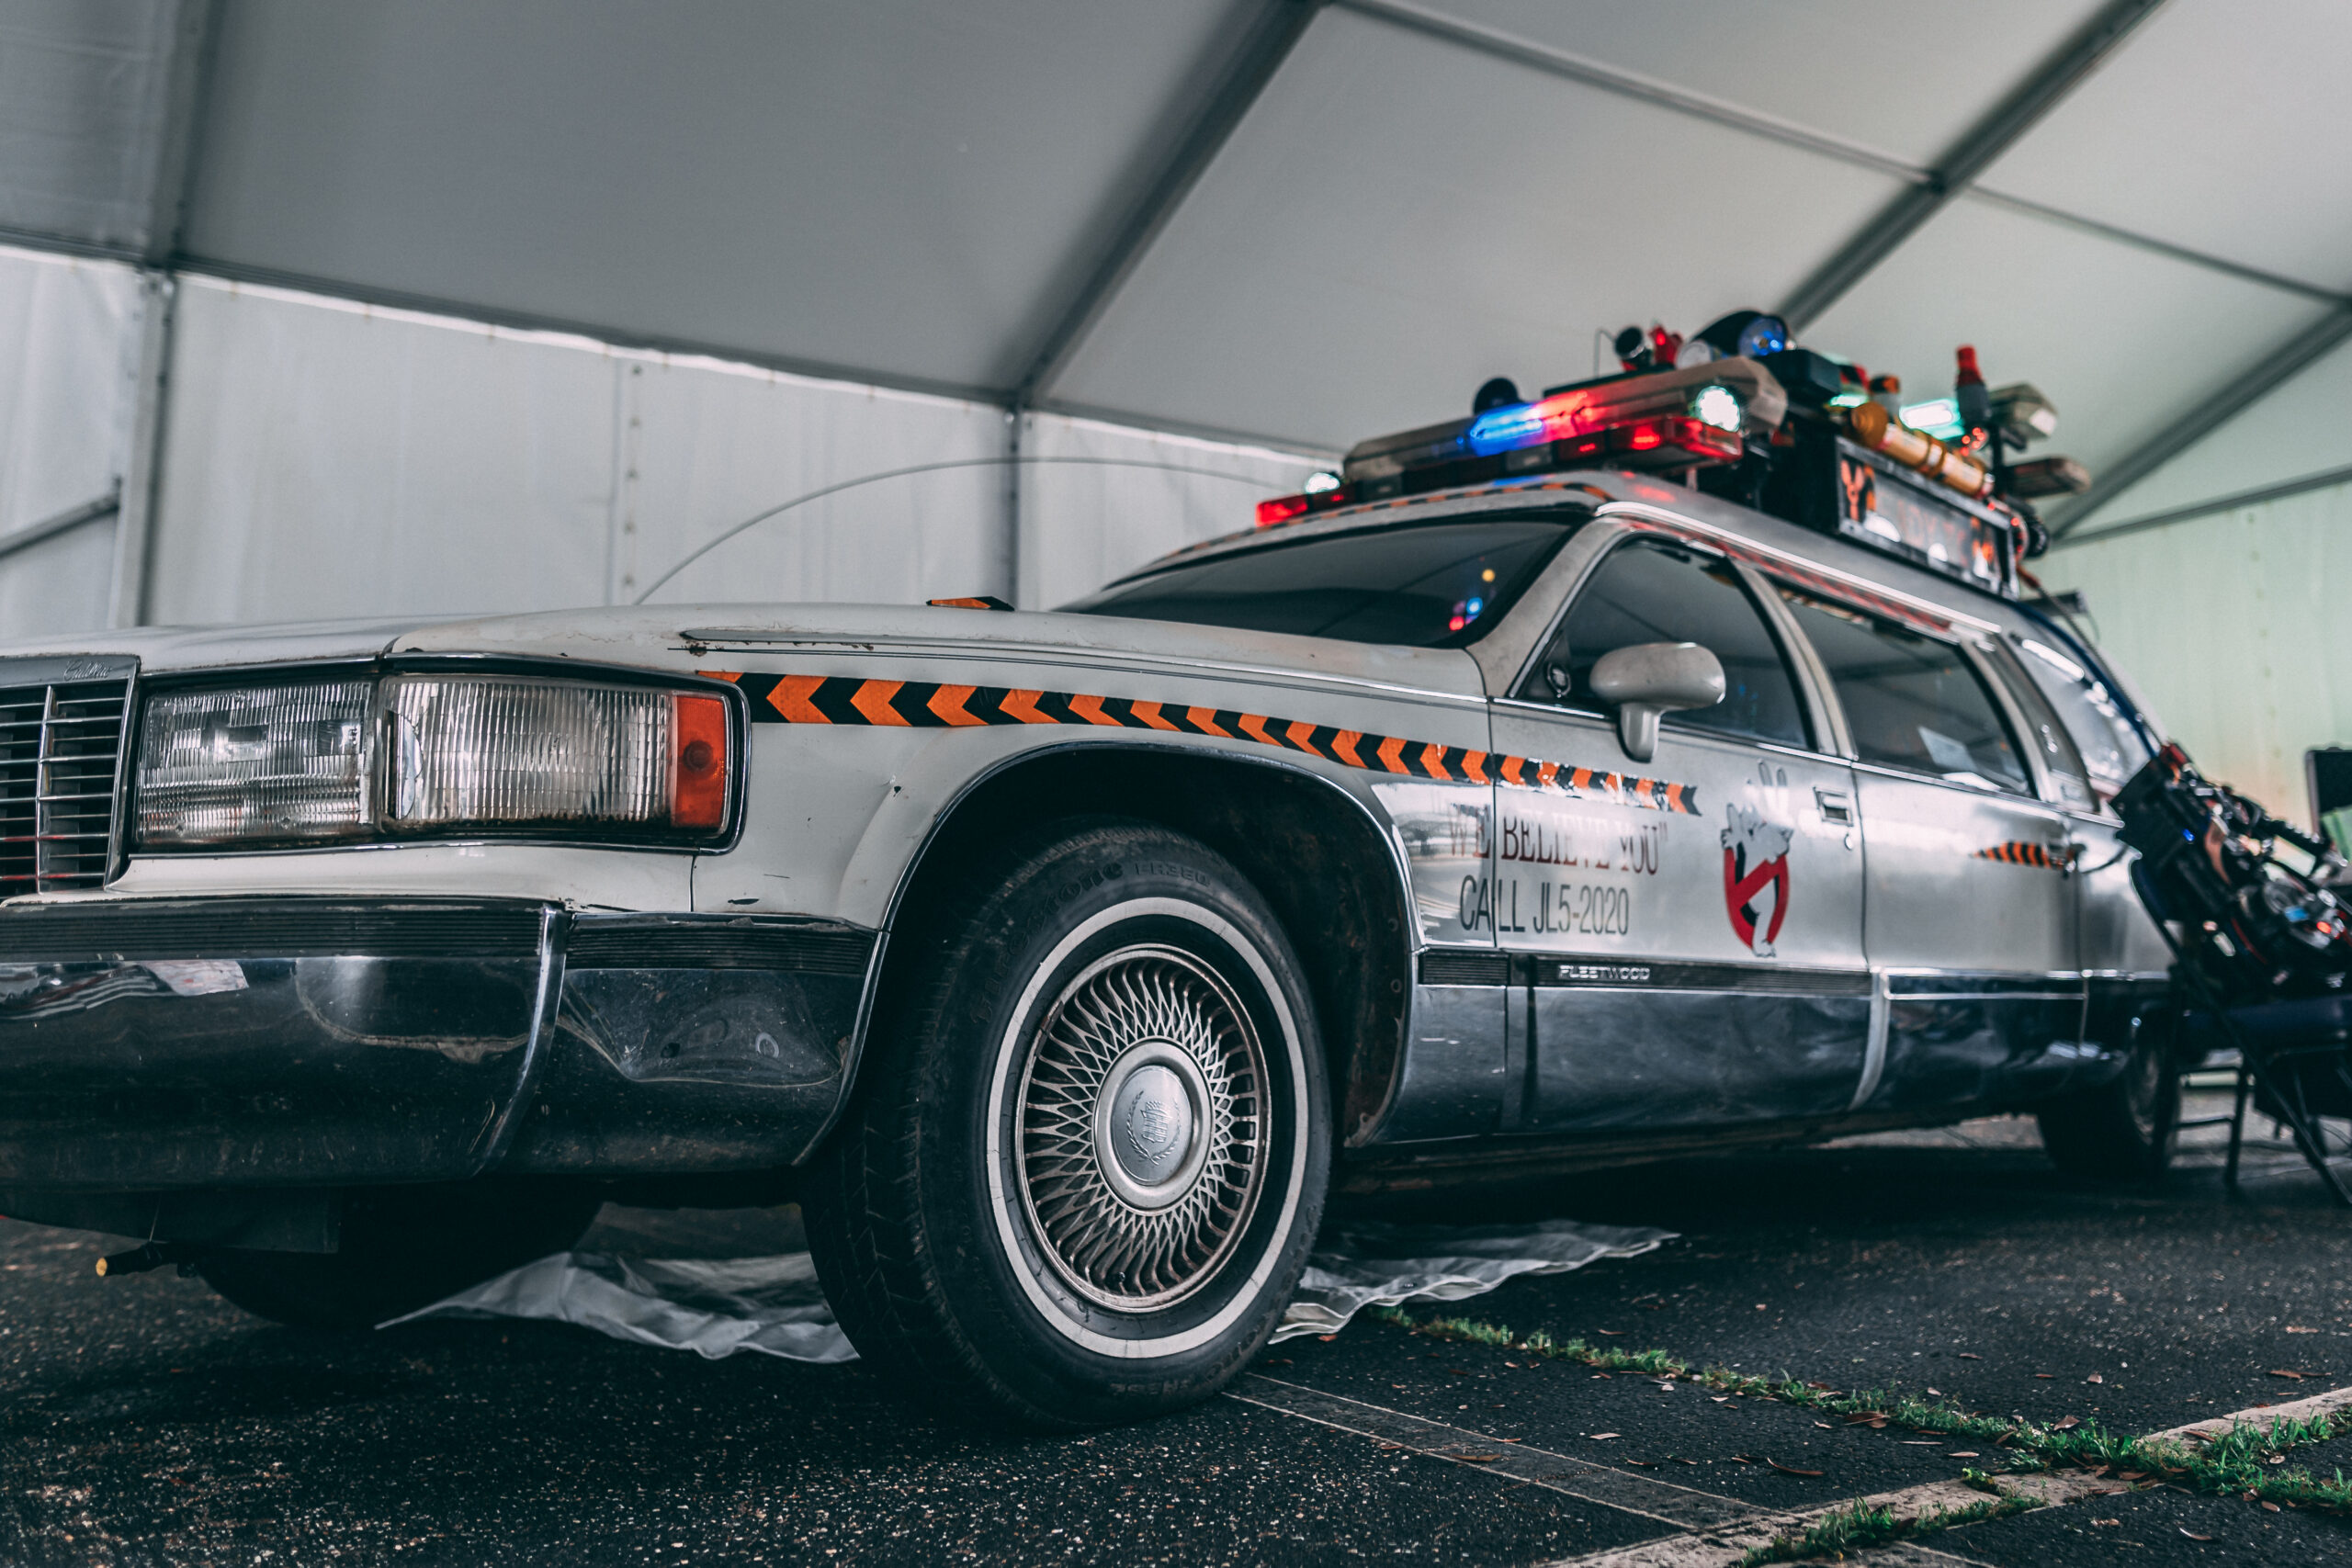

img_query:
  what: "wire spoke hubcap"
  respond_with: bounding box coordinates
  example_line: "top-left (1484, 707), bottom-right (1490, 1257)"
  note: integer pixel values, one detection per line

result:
top-left (1015, 944), bottom-right (1270, 1313)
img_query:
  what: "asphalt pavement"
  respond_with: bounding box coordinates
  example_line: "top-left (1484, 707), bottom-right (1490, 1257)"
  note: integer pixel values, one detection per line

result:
top-left (4, 1093), bottom-right (2349, 1566)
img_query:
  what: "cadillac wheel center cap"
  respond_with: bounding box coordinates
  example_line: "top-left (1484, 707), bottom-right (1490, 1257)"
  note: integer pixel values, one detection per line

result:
top-left (1111, 1063), bottom-right (1193, 1187)
top-left (1091, 1041), bottom-right (1212, 1211)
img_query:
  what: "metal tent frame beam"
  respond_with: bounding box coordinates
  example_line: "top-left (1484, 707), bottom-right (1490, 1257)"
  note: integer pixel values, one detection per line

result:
top-left (1777, 0), bottom-right (2171, 330)
top-left (2047, 302), bottom-right (2352, 539)
top-left (1007, 0), bottom-right (1329, 409)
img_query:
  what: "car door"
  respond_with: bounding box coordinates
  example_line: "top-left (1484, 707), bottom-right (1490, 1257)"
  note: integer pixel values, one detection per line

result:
top-left (1771, 587), bottom-right (2086, 1111)
top-left (1487, 531), bottom-right (1871, 1131)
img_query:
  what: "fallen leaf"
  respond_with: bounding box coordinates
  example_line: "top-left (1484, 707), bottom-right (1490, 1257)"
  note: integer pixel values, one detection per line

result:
top-left (2052, 1416), bottom-right (2082, 1431)
top-left (2091, 1518), bottom-right (2120, 1527)
top-left (2287, 1325), bottom-right (2318, 1334)
top-left (1375, 1442), bottom-right (1404, 1451)
top-left (1455, 1453), bottom-right (1501, 1463)
top-left (1949, 1451), bottom-right (1980, 1459)
top-left (2266, 1454), bottom-right (2286, 1466)
top-left (2180, 1529), bottom-right (2214, 1541)
top-left (2268, 1370), bottom-right (2305, 1380)
top-left (1815, 1421), bottom-right (1834, 1429)
top-left (1927, 1387), bottom-right (1943, 1395)
top-left (2034, 1372), bottom-right (2055, 1380)
top-left (1713, 1395), bottom-right (1733, 1404)
top-left (1623, 1459), bottom-right (1657, 1468)
top-left (2119, 1471), bottom-right (2146, 1481)
top-left (2085, 1464), bottom-right (2110, 1476)
top-left (1317, 1335), bottom-right (1338, 1342)
top-left (1676, 1458), bottom-right (1699, 1465)
top-left (1958, 1353), bottom-right (1983, 1359)
top-left (2262, 1501), bottom-right (2281, 1512)
top-left (1498, 1438), bottom-right (1522, 1444)
top-left (1591, 1372), bottom-right (1612, 1381)
top-left (1261, 1358), bottom-right (1293, 1366)
top-left (1447, 1368), bottom-right (1470, 1375)
top-left (1591, 1433), bottom-right (1620, 1440)
top-left (1769, 1461), bottom-right (1825, 1477)
top-left (1391, 1383), bottom-right (1407, 1389)
top-left (2087, 1373), bottom-right (2104, 1384)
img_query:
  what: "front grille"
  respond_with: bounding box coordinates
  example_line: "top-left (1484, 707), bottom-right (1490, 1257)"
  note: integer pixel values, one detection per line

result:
top-left (0, 671), bottom-right (132, 893)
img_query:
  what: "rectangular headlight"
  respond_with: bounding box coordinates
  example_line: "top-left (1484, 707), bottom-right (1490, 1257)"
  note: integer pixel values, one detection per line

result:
top-left (137, 681), bottom-right (373, 846)
top-left (134, 673), bottom-right (731, 849)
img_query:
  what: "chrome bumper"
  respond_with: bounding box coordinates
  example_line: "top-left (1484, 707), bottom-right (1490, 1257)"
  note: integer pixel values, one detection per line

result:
top-left (0, 899), bottom-right (876, 1190)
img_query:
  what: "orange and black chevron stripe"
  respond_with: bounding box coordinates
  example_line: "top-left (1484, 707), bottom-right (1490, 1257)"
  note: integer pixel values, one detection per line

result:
top-left (1973, 840), bottom-right (2072, 869)
top-left (706, 671), bottom-right (1700, 815)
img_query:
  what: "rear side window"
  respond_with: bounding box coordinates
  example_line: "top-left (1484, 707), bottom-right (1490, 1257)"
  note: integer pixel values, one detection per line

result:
top-left (1520, 538), bottom-right (1808, 749)
top-left (2011, 636), bottom-right (2151, 803)
top-left (1984, 641), bottom-right (2095, 811)
top-left (1780, 590), bottom-right (2029, 793)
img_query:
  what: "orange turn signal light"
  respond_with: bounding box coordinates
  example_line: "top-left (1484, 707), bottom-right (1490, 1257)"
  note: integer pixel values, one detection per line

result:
top-left (670, 694), bottom-right (730, 829)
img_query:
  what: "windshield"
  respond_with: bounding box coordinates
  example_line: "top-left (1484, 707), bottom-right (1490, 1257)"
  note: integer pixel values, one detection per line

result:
top-left (1063, 515), bottom-right (1577, 648)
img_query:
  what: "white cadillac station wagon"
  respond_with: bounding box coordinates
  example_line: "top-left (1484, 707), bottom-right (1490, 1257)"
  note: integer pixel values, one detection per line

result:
top-left (0, 355), bottom-right (2173, 1426)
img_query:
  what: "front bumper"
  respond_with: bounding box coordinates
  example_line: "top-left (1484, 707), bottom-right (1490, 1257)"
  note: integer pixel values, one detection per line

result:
top-left (0, 898), bottom-right (877, 1190)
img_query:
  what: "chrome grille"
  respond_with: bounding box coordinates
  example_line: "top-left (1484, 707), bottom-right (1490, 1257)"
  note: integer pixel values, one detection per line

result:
top-left (0, 665), bottom-right (133, 894)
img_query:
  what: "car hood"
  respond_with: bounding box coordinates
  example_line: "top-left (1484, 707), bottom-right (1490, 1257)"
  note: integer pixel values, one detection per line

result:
top-left (0, 604), bottom-right (1489, 699)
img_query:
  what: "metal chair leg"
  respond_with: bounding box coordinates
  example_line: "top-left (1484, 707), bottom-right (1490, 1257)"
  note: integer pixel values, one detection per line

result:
top-left (2225, 1062), bottom-right (2249, 1192)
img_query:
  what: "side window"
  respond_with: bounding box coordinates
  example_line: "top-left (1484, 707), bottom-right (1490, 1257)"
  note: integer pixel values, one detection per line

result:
top-left (1779, 589), bottom-right (2030, 793)
top-left (1517, 537), bottom-right (1808, 748)
top-left (2010, 635), bottom-right (2152, 804)
top-left (1984, 641), bottom-right (2096, 812)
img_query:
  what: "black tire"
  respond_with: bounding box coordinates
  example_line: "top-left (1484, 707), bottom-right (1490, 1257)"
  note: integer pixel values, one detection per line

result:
top-left (806, 818), bottom-right (1329, 1429)
top-left (2037, 1027), bottom-right (2181, 1183)
top-left (199, 1182), bottom-right (602, 1329)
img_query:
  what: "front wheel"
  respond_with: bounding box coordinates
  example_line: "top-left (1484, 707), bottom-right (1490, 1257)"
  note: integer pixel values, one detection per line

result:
top-left (806, 819), bottom-right (1329, 1428)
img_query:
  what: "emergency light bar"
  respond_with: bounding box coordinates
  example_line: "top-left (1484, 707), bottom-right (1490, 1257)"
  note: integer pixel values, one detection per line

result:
top-left (1253, 359), bottom-right (1790, 526)
top-left (1247, 316), bottom-right (2074, 605)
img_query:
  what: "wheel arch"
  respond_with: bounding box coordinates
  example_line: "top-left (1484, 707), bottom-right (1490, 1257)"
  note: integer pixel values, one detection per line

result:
top-left (864, 742), bottom-right (1418, 1147)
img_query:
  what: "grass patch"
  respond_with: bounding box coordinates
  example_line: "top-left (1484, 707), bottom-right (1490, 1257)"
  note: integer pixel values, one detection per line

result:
top-left (1736, 1495), bottom-right (2034, 1567)
top-left (1366, 1305), bottom-right (2352, 1515)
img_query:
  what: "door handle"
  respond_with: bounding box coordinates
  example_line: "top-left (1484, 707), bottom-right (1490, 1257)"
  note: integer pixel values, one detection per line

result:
top-left (1815, 788), bottom-right (1853, 825)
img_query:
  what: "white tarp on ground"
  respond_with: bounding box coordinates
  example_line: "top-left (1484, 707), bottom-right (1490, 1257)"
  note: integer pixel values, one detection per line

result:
top-left (385, 1217), bottom-right (1673, 1363)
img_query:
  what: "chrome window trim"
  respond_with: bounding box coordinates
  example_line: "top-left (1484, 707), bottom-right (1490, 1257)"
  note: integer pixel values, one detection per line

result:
top-left (1476, 516), bottom-right (1629, 696)
top-left (1736, 560), bottom-right (1851, 760)
top-left (1959, 637), bottom-right (2058, 806)
top-left (1591, 501), bottom-right (2006, 638)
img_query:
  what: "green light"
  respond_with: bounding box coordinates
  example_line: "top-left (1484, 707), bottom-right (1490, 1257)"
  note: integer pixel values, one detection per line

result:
top-left (1826, 390), bottom-right (1867, 409)
top-left (1899, 397), bottom-right (1965, 440)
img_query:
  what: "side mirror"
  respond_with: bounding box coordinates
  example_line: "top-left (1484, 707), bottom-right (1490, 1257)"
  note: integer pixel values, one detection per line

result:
top-left (1589, 642), bottom-right (1725, 762)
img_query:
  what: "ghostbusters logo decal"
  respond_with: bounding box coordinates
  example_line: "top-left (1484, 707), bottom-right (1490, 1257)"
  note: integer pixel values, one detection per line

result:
top-left (1721, 804), bottom-right (1793, 957)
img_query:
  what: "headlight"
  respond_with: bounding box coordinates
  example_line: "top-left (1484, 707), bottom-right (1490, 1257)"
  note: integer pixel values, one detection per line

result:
top-left (137, 681), bottom-right (373, 845)
top-left (135, 672), bottom-right (732, 849)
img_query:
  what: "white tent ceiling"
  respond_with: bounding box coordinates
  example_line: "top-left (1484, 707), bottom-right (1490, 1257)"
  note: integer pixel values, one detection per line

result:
top-left (4, 0), bottom-right (2348, 538)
